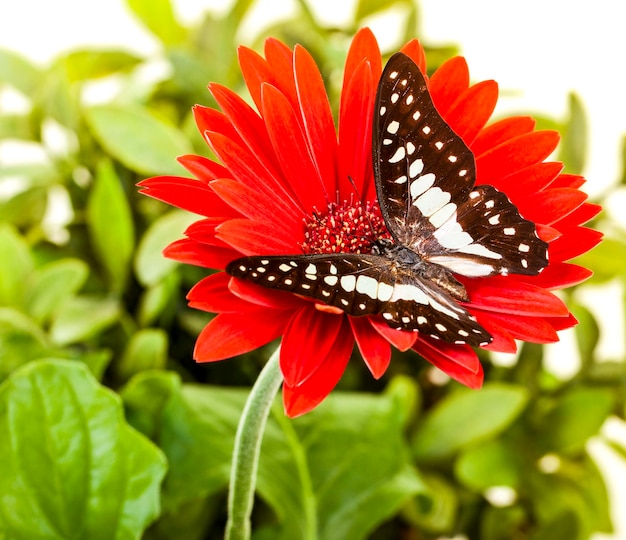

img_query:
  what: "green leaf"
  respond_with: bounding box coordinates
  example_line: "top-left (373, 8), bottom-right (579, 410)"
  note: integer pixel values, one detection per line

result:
top-left (354, 0), bottom-right (407, 23)
top-left (115, 329), bottom-right (168, 382)
top-left (402, 473), bottom-right (457, 533)
top-left (122, 373), bottom-right (425, 539)
top-left (37, 63), bottom-right (81, 129)
top-left (0, 224), bottom-right (33, 307)
top-left (0, 113), bottom-right (37, 140)
top-left (0, 359), bottom-right (166, 539)
top-left (412, 383), bottom-right (529, 462)
top-left (126, 0), bottom-right (186, 46)
top-left (455, 439), bottom-right (520, 491)
top-left (134, 210), bottom-right (196, 286)
top-left (49, 296), bottom-right (120, 346)
top-left (61, 49), bottom-right (142, 82)
top-left (26, 259), bottom-right (89, 324)
top-left (0, 308), bottom-right (49, 381)
top-left (87, 160), bottom-right (135, 292)
top-left (0, 47), bottom-right (42, 96)
top-left (480, 506), bottom-right (527, 540)
top-left (137, 271), bottom-right (181, 327)
top-left (574, 236), bottom-right (626, 284)
top-left (288, 393), bottom-right (427, 540)
top-left (537, 388), bottom-right (615, 453)
top-left (558, 92), bottom-right (587, 175)
top-left (85, 104), bottom-right (191, 175)
top-left (0, 187), bottom-right (47, 227)
top-left (570, 303), bottom-right (599, 368)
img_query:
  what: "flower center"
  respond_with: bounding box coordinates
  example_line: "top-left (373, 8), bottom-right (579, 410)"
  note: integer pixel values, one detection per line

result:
top-left (301, 201), bottom-right (391, 254)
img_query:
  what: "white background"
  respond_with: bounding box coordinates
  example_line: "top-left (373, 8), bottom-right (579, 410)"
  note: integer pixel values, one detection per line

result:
top-left (1, 1), bottom-right (625, 538)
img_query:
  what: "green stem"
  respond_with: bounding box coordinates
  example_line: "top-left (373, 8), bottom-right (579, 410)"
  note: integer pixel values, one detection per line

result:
top-left (225, 346), bottom-right (283, 540)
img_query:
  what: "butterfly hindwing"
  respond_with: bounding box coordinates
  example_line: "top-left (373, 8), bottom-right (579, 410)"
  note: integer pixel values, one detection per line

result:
top-left (226, 254), bottom-right (491, 346)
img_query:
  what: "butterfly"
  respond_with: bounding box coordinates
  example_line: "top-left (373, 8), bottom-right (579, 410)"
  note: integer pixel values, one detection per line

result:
top-left (225, 52), bottom-right (548, 347)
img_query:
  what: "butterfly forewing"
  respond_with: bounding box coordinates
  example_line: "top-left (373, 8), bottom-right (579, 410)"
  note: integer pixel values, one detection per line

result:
top-left (226, 255), bottom-right (491, 346)
top-left (373, 52), bottom-right (476, 245)
top-left (373, 52), bottom-right (548, 277)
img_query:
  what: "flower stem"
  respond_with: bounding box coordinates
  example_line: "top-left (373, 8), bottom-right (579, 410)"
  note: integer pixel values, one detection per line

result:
top-left (225, 346), bottom-right (283, 540)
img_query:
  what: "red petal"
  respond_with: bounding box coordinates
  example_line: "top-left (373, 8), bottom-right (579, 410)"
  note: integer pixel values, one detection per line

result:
top-left (551, 173), bottom-right (586, 189)
top-left (261, 83), bottom-right (328, 211)
top-left (238, 45), bottom-right (274, 113)
top-left (537, 224), bottom-right (562, 243)
top-left (282, 317), bottom-right (354, 417)
top-left (342, 28), bottom-right (381, 101)
top-left (194, 309), bottom-right (291, 362)
top-left (549, 226), bottom-right (603, 262)
top-left (430, 56), bottom-right (470, 117)
top-left (477, 315), bottom-right (518, 353)
top-left (369, 317), bottom-right (417, 351)
top-left (446, 80), bottom-right (498, 145)
top-left (264, 38), bottom-right (298, 108)
top-left (177, 154), bottom-right (230, 182)
top-left (475, 311), bottom-right (559, 344)
top-left (164, 238), bottom-right (240, 269)
top-left (464, 277), bottom-right (569, 317)
top-left (516, 188), bottom-right (587, 226)
top-left (553, 202), bottom-right (602, 229)
top-left (338, 59), bottom-right (376, 200)
top-left (471, 116), bottom-right (536, 156)
top-left (545, 312), bottom-right (578, 331)
top-left (209, 83), bottom-right (282, 180)
top-left (188, 272), bottom-right (254, 313)
top-left (280, 307), bottom-right (346, 387)
top-left (205, 131), bottom-right (304, 225)
top-left (413, 338), bottom-right (484, 389)
top-left (228, 277), bottom-right (306, 311)
top-left (494, 161), bottom-right (563, 203)
top-left (216, 218), bottom-right (301, 255)
top-left (210, 178), bottom-right (300, 245)
top-left (193, 104), bottom-right (242, 144)
top-left (476, 131), bottom-right (560, 185)
top-left (350, 316), bottom-right (391, 379)
top-left (138, 176), bottom-right (239, 217)
top-left (185, 217), bottom-right (231, 247)
top-left (519, 263), bottom-right (592, 290)
top-left (400, 39), bottom-right (427, 74)
top-left (294, 45), bottom-right (339, 197)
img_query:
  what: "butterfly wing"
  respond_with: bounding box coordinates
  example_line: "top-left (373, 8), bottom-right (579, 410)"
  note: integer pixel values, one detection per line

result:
top-left (373, 52), bottom-right (548, 277)
top-left (226, 254), bottom-right (491, 346)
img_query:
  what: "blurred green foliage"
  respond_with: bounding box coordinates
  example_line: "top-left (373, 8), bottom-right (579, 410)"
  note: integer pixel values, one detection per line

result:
top-left (0, 0), bottom-right (624, 538)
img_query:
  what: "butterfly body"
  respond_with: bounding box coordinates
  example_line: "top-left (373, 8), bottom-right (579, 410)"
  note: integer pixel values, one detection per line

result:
top-left (225, 52), bottom-right (549, 347)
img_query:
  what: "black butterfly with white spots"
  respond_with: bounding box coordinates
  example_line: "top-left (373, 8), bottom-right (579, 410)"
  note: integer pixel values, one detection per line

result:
top-left (226, 52), bottom-right (548, 347)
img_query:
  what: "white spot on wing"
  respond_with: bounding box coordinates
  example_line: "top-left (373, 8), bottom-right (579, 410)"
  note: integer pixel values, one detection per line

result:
top-left (391, 93), bottom-right (399, 103)
top-left (377, 282), bottom-right (393, 302)
top-left (324, 276), bottom-right (338, 286)
top-left (279, 263), bottom-right (291, 272)
top-left (414, 187), bottom-right (451, 217)
top-left (305, 263), bottom-right (316, 274)
top-left (379, 106), bottom-right (386, 116)
top-left (406, 142), bottom-right (416, 155)
top-left (409, 159), bottom-right (425, 179)
top-left (340, 275), bottom-right (356, 292)
top-left (388, 147), bottom-right (406, 163)
top-left (394, 175), bottom-right (408, 184)
top-left (356, 275), bottom-right (379, 299)
top-left (409, 172), bottom-right (434, 199)
top-left (519, 243), bottom-right (530, 252)
top-left (387, 121), bottom-right (400, 134)
top-left (429, 203), bottom-right (457, 228)
top-left (503, 227), bottom-right (516, 235)
top-left (488, 214), bottom-right (500, 225)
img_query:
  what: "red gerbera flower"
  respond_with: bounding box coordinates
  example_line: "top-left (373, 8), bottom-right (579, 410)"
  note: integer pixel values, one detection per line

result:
top-left (139, 28), bottom-right (601, 417)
